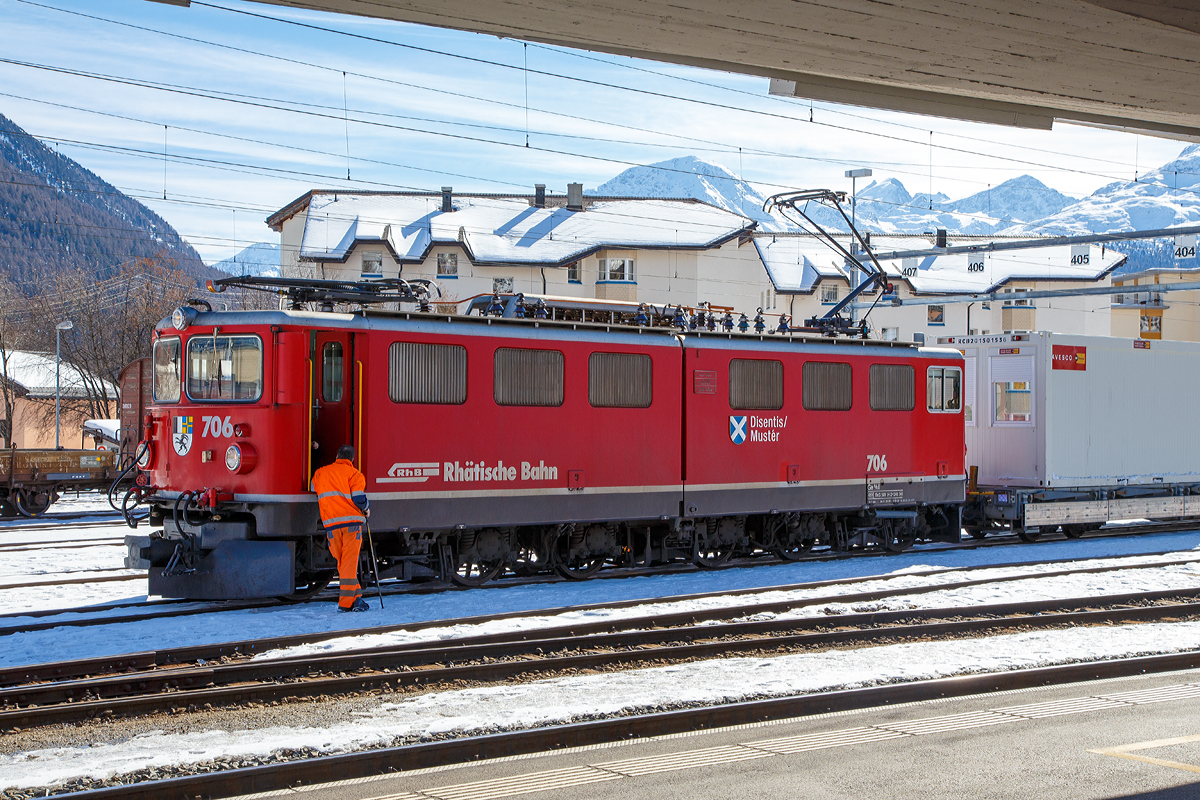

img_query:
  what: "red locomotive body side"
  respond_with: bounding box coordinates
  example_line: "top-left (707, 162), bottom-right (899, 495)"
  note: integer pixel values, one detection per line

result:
top-left (129, 308), bottom-right (966, 598)
top-left (358, 322), bottom-right (684, 532)
top-left (683, 338), bottom-right (965, 517)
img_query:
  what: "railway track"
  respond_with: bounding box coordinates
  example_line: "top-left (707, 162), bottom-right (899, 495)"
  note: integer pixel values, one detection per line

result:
top-left (3, 564), bottom-right (1200, 731)
top-left (11, 594), bottom-right (1200, 799)
top-left (3, 518), bottom-right (1198, 635)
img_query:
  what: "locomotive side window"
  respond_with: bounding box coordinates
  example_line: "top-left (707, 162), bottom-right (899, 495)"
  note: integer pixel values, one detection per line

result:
top-left (869, 364), bottom-right (914, 411)
top-left (153, 337), bottom-right (181, 403)
top-left (926, 366), bottom-right (962, 413)
top-left (802, 362), bottom-right (852, 410)
top-left (388, 342), bottom-right (467, 404)
top-left (494, 348), bottom-right (564, 407)
top-left (729, 359), bottom-right (783, 409)
top-left (588, 352), bottom-right (652, 408)
top-left (186, 336), bottom-right (262, 402)
top-left (322, 342), bottom-right (344, 402)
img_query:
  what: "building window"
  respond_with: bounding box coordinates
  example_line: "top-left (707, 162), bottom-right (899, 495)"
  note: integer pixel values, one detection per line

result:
top-left (437, 252), bottom-right (458, 277)
top-left (322, 341), bottom-right (343, 402)
top-left (361, 250), bottom-right (382, 275)
top-left (927, 367), bottom-right (962, 413)
top-left (928, 305), bottom-right (945, 325)
top-left (494, 348), bottom-right (564, 406)
top-left (493, 277), bottom-right (513, 294)
top-left (186, 335), bottom-right (263, 403)
top-left (388, 342), bottom-right (467, 404)
top-left (1141, 313), bottom-right (1162, 338)
top-left (588, 352), bottom-right (652, 408)
top-left (802, 362), bottom-right (852, 411)
top-left (567, 261), bottom-right (580, 283)
top-left (820, 284), bottom-right (838, 304)
top-left (153, 337), bottom-right (181, 403)
top-left (869, 364), bottom-right (914, 411)
top-left (599, 257), bottom-right (635, 282)
top-left (729, 359), bottom-right (783, 410)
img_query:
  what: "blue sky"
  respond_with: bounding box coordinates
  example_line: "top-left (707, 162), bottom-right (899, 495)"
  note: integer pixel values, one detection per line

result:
top-left (0, 0), bottom-right (1187, 263)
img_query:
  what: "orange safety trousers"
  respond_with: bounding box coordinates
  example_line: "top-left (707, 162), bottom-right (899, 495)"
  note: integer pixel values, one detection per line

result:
top-left (327, 524), bottom-right (363, 609)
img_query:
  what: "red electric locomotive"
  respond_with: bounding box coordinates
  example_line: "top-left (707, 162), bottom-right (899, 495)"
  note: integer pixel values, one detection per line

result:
top-left (123, 277), bottom-right (965, 599)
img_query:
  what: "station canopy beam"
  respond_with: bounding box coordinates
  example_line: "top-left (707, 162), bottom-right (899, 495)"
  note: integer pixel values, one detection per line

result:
top-left (168, 0), bottom-right (1200, 140)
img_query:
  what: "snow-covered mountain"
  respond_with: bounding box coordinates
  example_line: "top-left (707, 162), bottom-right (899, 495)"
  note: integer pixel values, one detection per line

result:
top-left (212, 242), bottom-right (280, 277)
top-left (1001, 144), bottom-right (1200, 236)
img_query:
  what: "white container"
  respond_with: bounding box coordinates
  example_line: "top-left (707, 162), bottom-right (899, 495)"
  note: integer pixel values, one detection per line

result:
top-left (937, 332), bottom-right (1200, 490)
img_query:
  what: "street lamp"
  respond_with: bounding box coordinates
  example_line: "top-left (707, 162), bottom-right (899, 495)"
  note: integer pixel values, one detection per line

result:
top-left (55, 320), bottom-right (74, 450)
top-left (844, 168), bottom-right (873, 239)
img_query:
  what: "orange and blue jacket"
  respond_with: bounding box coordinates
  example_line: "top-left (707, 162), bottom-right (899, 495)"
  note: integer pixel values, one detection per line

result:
top-left (309, 458), bottom-right (369, 530)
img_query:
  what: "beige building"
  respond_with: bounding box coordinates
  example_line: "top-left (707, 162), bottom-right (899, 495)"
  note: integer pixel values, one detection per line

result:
top-left (1110, 266), bottom-right (1200, 342)
top-left (1, 351), bottom-right (114, 450)
top-left (267, 188), bottom-right (1131, 340)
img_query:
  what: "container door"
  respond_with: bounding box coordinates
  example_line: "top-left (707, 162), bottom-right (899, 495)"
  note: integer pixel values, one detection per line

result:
top-left (311, 331), bottom-right (353, 473)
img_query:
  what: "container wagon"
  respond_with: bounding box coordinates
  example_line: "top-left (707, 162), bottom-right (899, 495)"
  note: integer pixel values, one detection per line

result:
top-left (941, 332), bottom-right (1200, 540)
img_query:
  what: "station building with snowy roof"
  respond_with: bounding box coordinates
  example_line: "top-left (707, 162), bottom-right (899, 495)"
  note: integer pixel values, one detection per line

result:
top-left (267, 186), bottom-right (1129, 342)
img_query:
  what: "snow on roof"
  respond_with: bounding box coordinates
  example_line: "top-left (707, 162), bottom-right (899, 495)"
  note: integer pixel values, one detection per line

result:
top-left (298, 194), bottom-right (754, 266)
top-left (755, 235), bottom-right (1126, 294)
top-left (870, 238), bottom-right (1127, 294)
top-left (1, 351), bottom-right (117, 399)
top-left (83, 419), bottom-right (121, 441)
top-left (753, 235), bottom-right (848, 292)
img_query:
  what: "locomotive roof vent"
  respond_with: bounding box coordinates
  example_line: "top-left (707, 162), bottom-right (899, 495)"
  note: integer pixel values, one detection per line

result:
top-left (441, 186), bottom-right (453, 213)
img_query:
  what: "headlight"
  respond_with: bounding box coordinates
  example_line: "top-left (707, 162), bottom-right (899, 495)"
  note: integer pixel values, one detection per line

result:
top-left (171, 306), bottom-right (198, 331)
top-left (136, 441), bottom-right (153, 470)
top-left (225, 442), bottom-right (257, 475)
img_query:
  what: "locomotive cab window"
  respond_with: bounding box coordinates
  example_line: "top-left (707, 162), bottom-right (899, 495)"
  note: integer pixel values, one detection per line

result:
top-left (153, 337), bottom-right (181, 403)
top-left (729, 359), bottom-right (783, 410)
top-left (186, 335), bottom-right (262, 402)
top-left (926, 366), bottom-right (962, 413)
top-left (802, 362), bottom-right (852, 410)
top-left (869, 364), bottom-right (914, 411)
top-left (494, 348), bottom-right (564, 407)
top-left (589, 352), bottom-right (652, 408)
top-left (389, 342), bottom-right (467, 404)
top-left (322, 342), bottom-right (344, 402)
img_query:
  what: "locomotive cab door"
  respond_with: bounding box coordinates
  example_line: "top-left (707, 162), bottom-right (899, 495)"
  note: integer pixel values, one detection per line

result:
top-left (310, 331), bottom-right (355, 474)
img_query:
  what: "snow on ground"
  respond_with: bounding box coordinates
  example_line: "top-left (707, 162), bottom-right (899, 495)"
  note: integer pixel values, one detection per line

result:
top-left (0, 528), bottom-right (1199, 669)
top-left (4, 620), bottom-right (1200, 791)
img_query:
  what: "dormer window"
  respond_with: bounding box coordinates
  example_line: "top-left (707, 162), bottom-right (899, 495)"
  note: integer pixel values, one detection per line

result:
top-left (437, 252), bottom-right (458, 277)
top-left (361, 250), bottom-right (383, 276)
top-left (821, 284), bottom-right (838, 304)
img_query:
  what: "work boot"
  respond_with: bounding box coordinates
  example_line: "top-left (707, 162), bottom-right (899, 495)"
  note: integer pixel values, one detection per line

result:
top-left (338, 598), bottom-right (369, 613)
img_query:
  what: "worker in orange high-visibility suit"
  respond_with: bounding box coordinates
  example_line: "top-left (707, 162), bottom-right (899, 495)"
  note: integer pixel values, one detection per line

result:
top-left (310, 444), bottom-right (370, 612)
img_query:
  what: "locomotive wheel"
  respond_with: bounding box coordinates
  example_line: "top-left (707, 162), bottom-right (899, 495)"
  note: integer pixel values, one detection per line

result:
top-left (554, 557), bottom-right (605, 580)
top-left (0, 496), bottom-right (15, 518)
top-left (772, 539), bottom-right (815, 562)
top-left (278, 569), bottom-right (335, 603)
top-left (1061, 524), bottom-right (1087, 539)
top-left (451, 557), bottom-right (503, 586)
top-left (880, 520), bottom-right (917, 553)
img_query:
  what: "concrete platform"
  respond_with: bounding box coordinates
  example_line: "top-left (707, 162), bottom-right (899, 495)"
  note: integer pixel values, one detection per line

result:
top-left (268, 667), bottom-right (1200, 800)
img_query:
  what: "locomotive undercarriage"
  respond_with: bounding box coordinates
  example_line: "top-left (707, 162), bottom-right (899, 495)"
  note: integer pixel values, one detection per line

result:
top-left (126, 497), bottom-right (961, 598)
